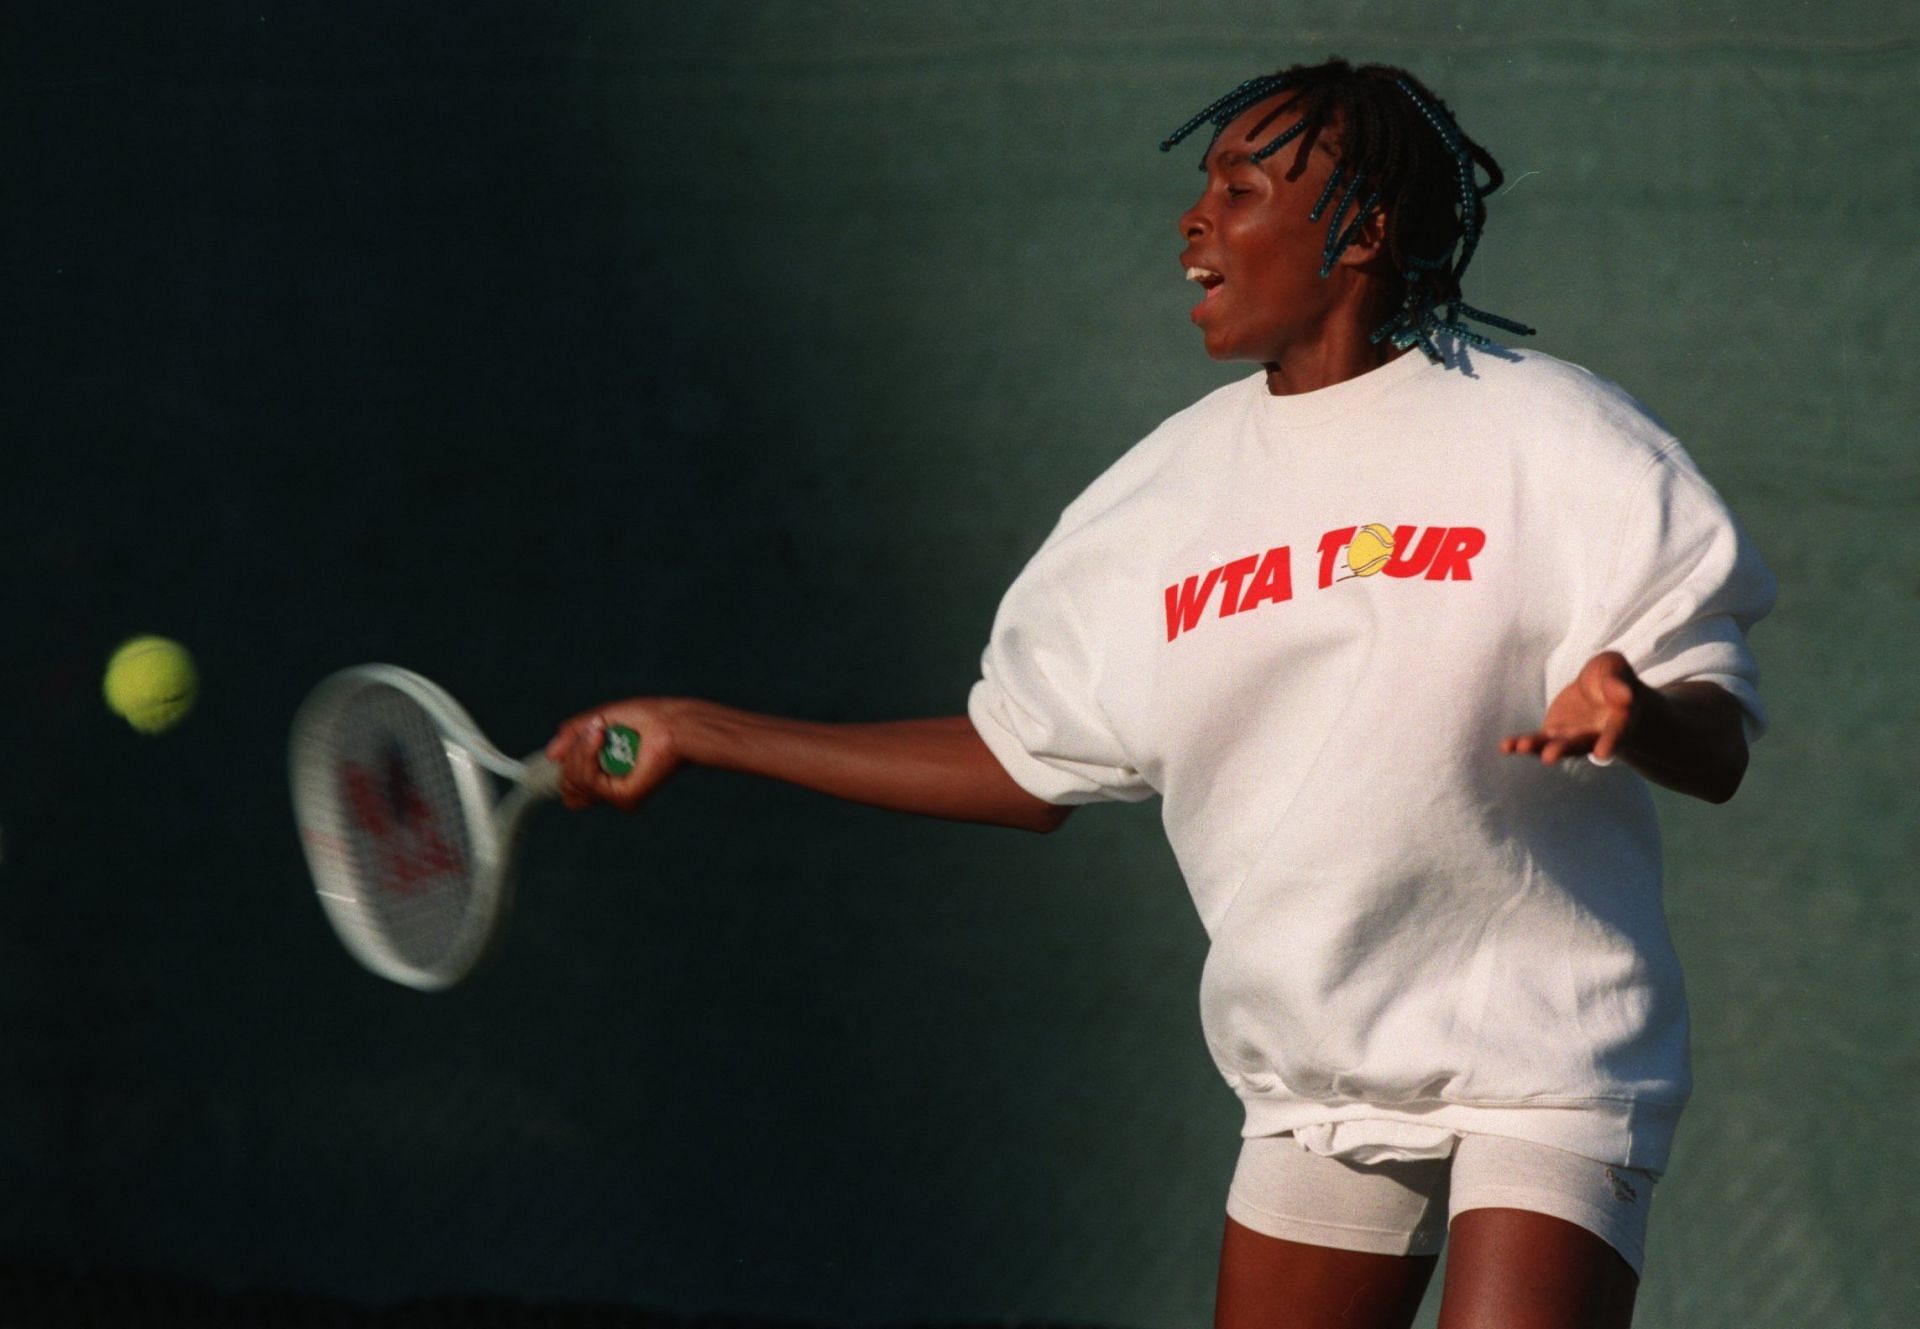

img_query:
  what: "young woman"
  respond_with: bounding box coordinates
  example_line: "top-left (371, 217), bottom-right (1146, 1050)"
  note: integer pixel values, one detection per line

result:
top-left (546, 59), bottom-right (1774, 1329)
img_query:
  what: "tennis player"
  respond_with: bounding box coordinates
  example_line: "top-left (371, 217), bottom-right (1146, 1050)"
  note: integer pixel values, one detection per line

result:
top-left (548, 59), bottom-right (1774, 1329)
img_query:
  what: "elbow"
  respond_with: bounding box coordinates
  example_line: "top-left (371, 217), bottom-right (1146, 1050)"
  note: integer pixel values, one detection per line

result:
top-left (1022, 803), bottom-right (1076, 834)
top-left (1702, 744), bottom-right (1749, 805)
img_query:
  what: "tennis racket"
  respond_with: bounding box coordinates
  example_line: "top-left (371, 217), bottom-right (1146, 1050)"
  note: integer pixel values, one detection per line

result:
top-left (288, 664), bottom-right (638, 991)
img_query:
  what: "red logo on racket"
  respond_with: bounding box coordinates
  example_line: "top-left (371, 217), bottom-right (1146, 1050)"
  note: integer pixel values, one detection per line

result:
top-left (340, 744), bottom-right (464, 892)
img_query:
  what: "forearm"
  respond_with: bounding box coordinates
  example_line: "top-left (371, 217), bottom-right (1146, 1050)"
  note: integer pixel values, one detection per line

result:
top-left (672, 702), bottom-right (1072, 833)
top-left (1616, 681), bottom-right (1749, 804)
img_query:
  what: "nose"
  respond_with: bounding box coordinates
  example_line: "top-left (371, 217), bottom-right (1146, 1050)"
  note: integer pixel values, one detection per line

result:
top-left (1178, 197), bottom-right (1210, 241)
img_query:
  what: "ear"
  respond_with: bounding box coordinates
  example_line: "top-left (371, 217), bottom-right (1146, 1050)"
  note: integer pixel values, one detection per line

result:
top-left (1331, 204), bottom-right (1390, 270)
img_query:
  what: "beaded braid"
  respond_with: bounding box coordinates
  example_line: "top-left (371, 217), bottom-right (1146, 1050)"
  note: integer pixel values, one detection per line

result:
top-left (1161, 60), bottom-right (1534, 363)
top-left (1158, 75), bottom-right (1291, 162)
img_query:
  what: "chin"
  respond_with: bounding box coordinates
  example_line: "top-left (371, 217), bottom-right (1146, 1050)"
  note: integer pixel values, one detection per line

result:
top-left (1196, 322), bottom-right (1277, 364)
top-left (1198, 330), bottom-right (1249, 361)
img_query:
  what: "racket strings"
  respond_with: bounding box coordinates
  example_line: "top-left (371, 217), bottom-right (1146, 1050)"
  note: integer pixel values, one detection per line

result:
top-left (301, 686), bottom-right (483, 976)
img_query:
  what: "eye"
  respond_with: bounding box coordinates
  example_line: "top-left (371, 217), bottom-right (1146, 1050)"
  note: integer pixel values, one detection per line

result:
top-left (1225, 184), bottom-right (1253, 199)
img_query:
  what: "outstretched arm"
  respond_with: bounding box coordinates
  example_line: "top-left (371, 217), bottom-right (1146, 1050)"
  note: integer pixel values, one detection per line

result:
top-left (1499, 651), bottom-right (1750, 804)
top-left (546, 701), bottom-right (1072, 833)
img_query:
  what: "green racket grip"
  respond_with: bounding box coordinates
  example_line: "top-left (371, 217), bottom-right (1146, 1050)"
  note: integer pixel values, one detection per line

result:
top-left (597, 723), bottom-right (641, 778)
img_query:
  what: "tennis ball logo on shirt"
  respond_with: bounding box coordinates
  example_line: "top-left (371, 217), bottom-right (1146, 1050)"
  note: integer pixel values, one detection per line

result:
top-left (1163, 522), bottom-right (1487, 641)
top-left (1344, 524), bottom-right (1396, 578)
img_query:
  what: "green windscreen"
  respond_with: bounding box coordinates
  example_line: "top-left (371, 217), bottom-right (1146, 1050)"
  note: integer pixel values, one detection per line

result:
top-left (2, 4), bottom-right (1910, 1327)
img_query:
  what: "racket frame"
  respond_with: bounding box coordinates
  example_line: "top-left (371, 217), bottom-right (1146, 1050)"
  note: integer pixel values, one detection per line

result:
top-left (290, 664), bottom-right (560, 991)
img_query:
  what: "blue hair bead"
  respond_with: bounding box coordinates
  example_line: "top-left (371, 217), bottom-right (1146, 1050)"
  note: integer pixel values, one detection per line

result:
top-left (1456, 302), bottom-right (1537, 336)
top-left (1161, 78), bottom-right (1263, 148)
top-left (1323, 191), bottom-right (1380, 269)
top-left (1161, 75), bottom-right (1292, 152)
top-left (1308, 163), bottom-right (1346, 222)
top-left (1322, 170), bottom-right (1366, 247)
top-left (1250, 115), bottom-right (1311, 162)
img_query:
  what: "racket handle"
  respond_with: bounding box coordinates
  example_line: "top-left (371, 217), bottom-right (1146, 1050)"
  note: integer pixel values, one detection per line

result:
top-left (597, 724), bottom-right (641, 777)
top-left (519, 725), bottom-right (640, 799)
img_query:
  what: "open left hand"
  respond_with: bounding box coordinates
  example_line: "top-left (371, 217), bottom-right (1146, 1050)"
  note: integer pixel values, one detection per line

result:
top-left (1500, 650), bottom-right (1649, 765)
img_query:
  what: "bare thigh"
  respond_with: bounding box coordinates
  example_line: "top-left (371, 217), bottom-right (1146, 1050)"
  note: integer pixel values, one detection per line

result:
top-left (1437, 1207), bottom-right (1639, 1329)
top-left (1216, 1216), bottom-right (1439, 1329)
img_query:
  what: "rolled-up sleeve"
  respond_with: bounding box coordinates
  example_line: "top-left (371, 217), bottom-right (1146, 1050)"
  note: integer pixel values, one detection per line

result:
top-left (1571, 446), bottom-right (1777, 740)
top-left (968, 535), bottom-right (1155, 806)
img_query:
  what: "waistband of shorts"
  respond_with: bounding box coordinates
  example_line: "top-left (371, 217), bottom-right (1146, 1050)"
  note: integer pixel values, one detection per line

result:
top-left (1237, 1094), bottom-right (1684, 1174)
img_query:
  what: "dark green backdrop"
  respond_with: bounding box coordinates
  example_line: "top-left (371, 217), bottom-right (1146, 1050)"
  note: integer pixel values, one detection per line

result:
top-left (4, 4), bottom-right (1913, 1327)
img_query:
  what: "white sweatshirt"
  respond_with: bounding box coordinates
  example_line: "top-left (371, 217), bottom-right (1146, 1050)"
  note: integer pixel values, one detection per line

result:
top-left (968, 344), bottom-right (1774, 1173)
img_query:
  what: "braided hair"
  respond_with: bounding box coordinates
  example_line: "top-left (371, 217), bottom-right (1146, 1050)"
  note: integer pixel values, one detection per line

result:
top-left (1161, 59), bottom-right (1533, 363)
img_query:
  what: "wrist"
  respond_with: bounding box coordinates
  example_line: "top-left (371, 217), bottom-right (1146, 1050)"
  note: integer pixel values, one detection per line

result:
top-left (1611, 681), bottom-right (1748, 803)
top-left (663, 697), bottom-right (728, 769)
top-left (1613, 673), bottom-right (1664, 759)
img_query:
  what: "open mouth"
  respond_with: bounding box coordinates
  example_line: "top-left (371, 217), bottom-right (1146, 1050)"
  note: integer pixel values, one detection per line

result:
top-left (1186, 265), bottom-right (1225, 298)
top-left (1186, 266), bottom-right (1225, 323)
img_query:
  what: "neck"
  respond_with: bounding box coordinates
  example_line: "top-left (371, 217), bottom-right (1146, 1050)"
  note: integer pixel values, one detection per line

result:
top-left (1262, 336), bottom-right (1406, 396)
top-left (1262, 274), bottom-right (1406, 396)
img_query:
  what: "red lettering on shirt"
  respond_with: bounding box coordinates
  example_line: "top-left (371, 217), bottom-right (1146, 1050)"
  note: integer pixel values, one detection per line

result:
top-left (1163, 524), bottom-right (1482, 642)
top-left (1237, 546), bottom-right (1293, 611)
top-left (1383, 525), bottom-right (1444, 578)
top-left (1425, 526), bottom-right (1486, 580)
top-left (1317, 527), bottom-right (1358, 589)
top-left (1217, 555), bottom-right (1261, 617)
top-left (1164, 565), bottom-right (1224, 641)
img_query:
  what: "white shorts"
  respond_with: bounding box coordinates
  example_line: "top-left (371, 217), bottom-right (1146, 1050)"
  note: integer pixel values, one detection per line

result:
top-left (1226, 1132), bottom-right (1657, 1277)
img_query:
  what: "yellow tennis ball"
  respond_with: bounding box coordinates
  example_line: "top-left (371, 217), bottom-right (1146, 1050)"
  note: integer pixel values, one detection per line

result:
top-left (103, 636), bottom-right (198, 734)
top-left (1346, 523), bottom-right (1396, 577)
